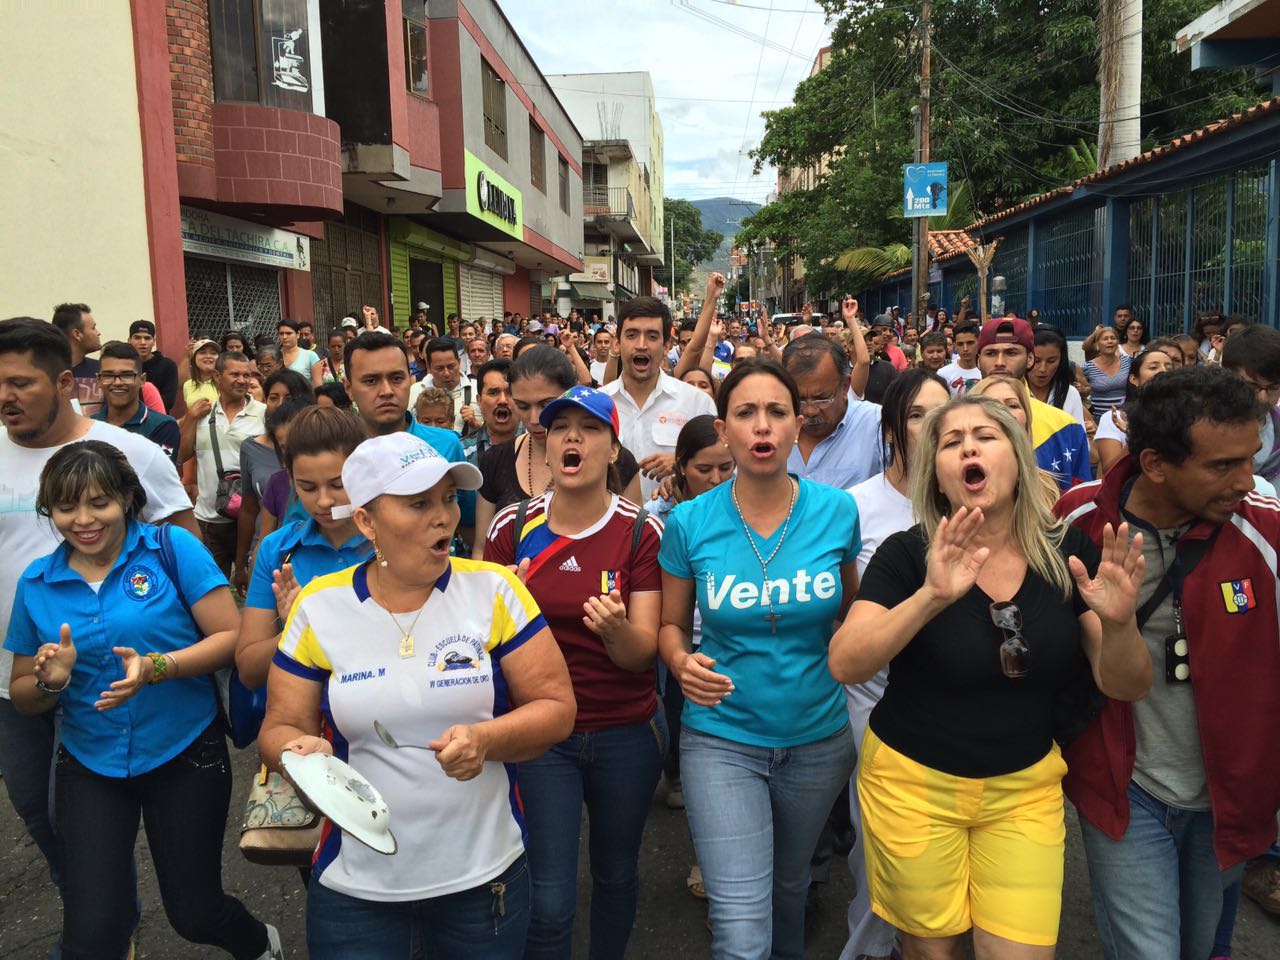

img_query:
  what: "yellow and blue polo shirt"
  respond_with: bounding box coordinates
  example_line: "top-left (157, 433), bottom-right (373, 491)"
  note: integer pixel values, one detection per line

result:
top-left (273, 557), bottom-right (547, 901)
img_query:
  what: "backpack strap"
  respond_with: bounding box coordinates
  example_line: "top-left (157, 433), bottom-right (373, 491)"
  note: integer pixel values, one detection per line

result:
top-left (512, 498), bottom-right (530, 550)
top-left (630, 506), bottom-right (649, 557)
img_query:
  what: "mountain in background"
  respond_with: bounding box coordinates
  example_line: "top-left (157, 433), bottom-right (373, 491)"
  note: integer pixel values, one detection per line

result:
top-left (690, 196), bottom-right (761, 273)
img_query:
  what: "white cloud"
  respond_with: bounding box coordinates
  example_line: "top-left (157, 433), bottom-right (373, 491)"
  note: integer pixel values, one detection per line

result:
top-left (501, 0), bottom-right (831, 203)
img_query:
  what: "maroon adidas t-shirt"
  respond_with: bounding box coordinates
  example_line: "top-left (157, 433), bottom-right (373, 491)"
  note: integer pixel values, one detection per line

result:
top-left (485, 493), bottom-right (663, 731)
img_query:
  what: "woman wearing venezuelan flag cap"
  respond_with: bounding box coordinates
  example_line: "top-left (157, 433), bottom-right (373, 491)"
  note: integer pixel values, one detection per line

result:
top-left (484, 384), bottom-right (666, 960)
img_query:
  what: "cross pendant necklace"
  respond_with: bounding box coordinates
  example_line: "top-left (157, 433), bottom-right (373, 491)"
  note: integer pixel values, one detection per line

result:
top-left (730, 477), bottom-right (798, 635)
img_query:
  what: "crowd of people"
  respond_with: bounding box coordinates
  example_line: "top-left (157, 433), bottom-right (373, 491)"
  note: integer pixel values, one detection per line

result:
top-left (1, 282), bottom-right (1279, 960)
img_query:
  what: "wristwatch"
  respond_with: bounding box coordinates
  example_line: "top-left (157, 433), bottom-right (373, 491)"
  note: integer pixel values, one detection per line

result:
top-left (35, 676), bottom-right (68, 694)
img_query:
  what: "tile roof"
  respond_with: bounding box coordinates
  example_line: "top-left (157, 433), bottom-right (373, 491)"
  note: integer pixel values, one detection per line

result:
top-left (967, 96), bottom-right (1280, 231)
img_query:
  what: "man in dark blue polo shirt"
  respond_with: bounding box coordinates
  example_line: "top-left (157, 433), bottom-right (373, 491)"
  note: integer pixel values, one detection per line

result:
top-left (91, 341), bottom-right (181, 467)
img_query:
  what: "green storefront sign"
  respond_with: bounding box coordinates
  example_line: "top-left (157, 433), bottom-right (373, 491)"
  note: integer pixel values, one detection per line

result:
top-left (465, 150), bottom-right (523, 240)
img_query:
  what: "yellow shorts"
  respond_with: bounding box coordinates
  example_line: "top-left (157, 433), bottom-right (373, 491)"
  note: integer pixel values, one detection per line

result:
top-left (857, 727), bottom-right (1067, 946)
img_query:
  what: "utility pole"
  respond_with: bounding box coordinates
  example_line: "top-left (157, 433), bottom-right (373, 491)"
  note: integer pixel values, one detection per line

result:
top-left (910, 0), bottom-right (932, 330)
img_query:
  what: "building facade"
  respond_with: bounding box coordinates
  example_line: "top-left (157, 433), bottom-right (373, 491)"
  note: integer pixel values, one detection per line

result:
top-left (546, 72), bottom-right (666, 319)
top-left (2, 0), bottom-right (582, 353)
top-left (3, 0), bottom-right (342, 351)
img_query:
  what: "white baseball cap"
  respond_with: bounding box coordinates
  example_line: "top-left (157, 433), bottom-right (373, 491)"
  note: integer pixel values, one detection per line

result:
top-left (333, 433), bottom-right (482, 519)
top-left (340, 316), bottom-right (359, 329)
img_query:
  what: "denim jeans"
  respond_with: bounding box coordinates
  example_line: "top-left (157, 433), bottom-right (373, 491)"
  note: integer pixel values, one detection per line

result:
top-left (0, 695), bottom-right (59, 883)
top-left (682, 723), bottom-right (856, 960)
top-left (519, 712), bottom-right (667, 960)
top-left (307, 854), bottom-right (530, 960)
top-left (55, 723), bottom-right (268, 960)
top-left (1079, 781), bottom-right (1245, 960)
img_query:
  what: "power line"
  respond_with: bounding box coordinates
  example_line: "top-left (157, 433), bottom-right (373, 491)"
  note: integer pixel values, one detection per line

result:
top-left (730, 0), bottom-right (774, 204)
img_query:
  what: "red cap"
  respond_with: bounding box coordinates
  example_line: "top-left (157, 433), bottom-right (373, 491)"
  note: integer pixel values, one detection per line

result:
top-left (977, 317), bottom-right (1033, 352)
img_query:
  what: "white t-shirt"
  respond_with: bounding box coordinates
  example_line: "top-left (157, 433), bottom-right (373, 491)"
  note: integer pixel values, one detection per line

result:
top-left (601, 372), bottom-right (717, 500)
top-left (589, 359), bottom-right (609, 384)
top-left (846, 473), bottom-right (915, 578)
top-left (193, 398), bottom-right (266, 523)
top-left (1095, 408), bottom-right (1126, 445)
top-left (0, 419), bottom-right (192, 698)
top-left (937, 361), bottom-right (981, 398)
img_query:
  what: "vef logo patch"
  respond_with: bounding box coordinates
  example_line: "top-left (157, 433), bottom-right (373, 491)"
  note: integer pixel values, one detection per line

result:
top-left (1220, 579), bottom-right (1256, 614)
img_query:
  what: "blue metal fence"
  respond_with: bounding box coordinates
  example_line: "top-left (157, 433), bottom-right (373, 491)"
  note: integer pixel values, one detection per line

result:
top-left (856, 135), bottom-right (1279, 336)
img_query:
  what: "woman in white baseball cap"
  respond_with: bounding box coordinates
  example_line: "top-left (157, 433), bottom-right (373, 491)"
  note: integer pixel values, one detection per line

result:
top-left (259, 431), bottom-right (575, 959)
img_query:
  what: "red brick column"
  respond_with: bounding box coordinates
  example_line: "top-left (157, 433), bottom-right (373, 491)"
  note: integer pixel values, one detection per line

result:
top-left (167, 0), bottom-right (216, 199)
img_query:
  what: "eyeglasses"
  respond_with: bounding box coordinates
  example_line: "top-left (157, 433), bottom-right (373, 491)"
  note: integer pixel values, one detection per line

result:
top-left (96, 372), bottom-right (139, 384)
top-left (799, 393), bottom-right (840, 410)
top-left (990, 601), bottom-right (1031, 679)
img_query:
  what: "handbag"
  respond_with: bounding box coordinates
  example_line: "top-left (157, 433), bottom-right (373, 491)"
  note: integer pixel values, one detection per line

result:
top-left (240, 763), bottom-right (323, 866)
top-left (208, 409), bottom-right (243, 520)
top-left (226, 668), bottom-right (268, 749)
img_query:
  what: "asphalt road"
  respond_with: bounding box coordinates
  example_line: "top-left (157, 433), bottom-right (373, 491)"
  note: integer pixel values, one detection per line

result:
top-left (2, 746), bottom-right (1278, 958)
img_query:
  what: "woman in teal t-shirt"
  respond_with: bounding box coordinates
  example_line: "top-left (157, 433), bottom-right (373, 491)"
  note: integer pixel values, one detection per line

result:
top-left (658, 358), bottom-right (861, 960)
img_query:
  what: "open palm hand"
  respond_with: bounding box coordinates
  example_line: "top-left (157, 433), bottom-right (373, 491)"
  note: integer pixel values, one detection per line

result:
top-left (1069, 522), bottom-right (1145, 626)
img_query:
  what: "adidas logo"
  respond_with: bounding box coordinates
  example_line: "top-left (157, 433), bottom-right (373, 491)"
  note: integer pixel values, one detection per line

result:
top-left (559, 556), bottom-right (582, 572)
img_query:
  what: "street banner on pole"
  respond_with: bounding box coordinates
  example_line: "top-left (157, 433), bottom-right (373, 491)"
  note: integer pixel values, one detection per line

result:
top-left (903, 162), bottom-right (948, 217)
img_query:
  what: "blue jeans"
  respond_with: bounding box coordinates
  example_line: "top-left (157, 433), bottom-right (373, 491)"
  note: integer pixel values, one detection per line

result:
top-left (306, 854), bottom-right (530, 960)
top-left (682, 723), bottom-right (856, 960)
top-left (0, 695), bottom-right (59, 883)
top-left (1079, 781), bottom-right (1244, 960)
top-left (519, 712), bottom-right (667, 960)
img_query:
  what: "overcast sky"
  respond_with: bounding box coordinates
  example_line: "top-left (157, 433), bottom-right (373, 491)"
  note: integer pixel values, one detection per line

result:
top-left (500, 0), bottom-right (832, 208)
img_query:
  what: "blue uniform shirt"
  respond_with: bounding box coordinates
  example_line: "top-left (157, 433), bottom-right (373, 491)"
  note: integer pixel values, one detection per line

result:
top-left (4, 522), bottom-right (225, 778)
top-left (246, 518), bottom-right (372, 612)
top-left (658, 478), bottom-right (861, 748)
top-left (786, 394), bottom-right (884, 490)
top-left (407, 413), bottom-right (476, 527)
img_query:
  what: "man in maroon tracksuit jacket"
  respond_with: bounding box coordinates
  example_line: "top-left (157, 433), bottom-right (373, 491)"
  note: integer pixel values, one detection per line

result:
top-left (1054, 365), bottom-right (1280, 960)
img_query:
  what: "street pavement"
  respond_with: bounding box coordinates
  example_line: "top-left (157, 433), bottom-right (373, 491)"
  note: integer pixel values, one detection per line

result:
top-left (2, 745), bottom-right (1278, 958)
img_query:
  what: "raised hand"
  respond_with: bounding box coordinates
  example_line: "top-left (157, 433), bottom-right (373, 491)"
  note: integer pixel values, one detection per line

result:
top-left (705, 272), bottom-right (725, 301)
top-left (33, 623), bottom-right (77, 690)
top-left (639, 453), bottom-right (675, 481)
top-left (841, 296), bottom-right (859, 325)
top-left (583, 589), bottom-right (627, 639)
top-left (272, 562), bottom-right (303, 623)
top-left (1070, 523), bottom-right (1145, 626)
top-left (96, 647), bottom-right (148, 711)
top-left (924, 507), bottom-right (990, 605)
top-left (708, 318), bottom-right (724, 342)
top-left (187, 398), bottom-right (213, 422)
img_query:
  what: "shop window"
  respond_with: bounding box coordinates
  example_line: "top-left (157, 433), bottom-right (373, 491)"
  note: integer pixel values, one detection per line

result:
top-left (405, 19), bottom-right (429, 97)
top-left (530, 118), bottom-right (546, 193)
top-left (559, 156), bottom-right (570, 214)
top-left (482, 58), bottom-right (507, 160)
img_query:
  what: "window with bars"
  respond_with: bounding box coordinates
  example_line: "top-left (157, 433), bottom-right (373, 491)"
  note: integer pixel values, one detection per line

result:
top-left (529, 117), bottom-right (546, 193)
top-left (184, 256), bottom-right (283, 341)
top-left (481, 58), bottom-right (507, 159)
top-left (559, 156), bottom-right (570, 214)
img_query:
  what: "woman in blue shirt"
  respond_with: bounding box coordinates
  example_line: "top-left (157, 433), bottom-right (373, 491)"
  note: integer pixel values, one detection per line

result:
top-left (4, 440), bottom-right (281, 960)
top-left (237, 405), bottom-right (371, 688)
top-left (657, 358), bottom-right (861, 960)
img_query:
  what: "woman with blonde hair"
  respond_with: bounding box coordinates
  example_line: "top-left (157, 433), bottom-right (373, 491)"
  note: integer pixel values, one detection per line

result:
top-left (829, 396), bottom-right (1151, 959)
top-left (969, 377), bottom-right (1072, 507)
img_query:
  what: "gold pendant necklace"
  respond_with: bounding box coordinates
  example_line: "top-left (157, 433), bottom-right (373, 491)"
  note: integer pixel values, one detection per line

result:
top-left (374, 568), bottom-right (429, 658)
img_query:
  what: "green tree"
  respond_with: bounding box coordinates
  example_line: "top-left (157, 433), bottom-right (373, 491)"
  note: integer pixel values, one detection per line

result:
top-left (659, 198), bottom-right (723, 295)
top-left (738, 0), bottom-right (1260, 295)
